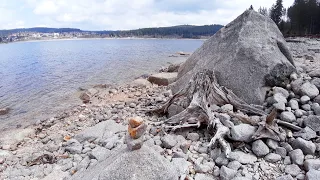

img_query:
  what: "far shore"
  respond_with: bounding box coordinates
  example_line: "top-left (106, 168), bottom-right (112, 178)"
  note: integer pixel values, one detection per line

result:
top-left (0, 37), bottom-right (208, 45)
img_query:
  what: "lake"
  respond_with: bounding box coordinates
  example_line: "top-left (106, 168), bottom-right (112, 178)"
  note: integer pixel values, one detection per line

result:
top-left (0, 38), bottom-right (204, 129)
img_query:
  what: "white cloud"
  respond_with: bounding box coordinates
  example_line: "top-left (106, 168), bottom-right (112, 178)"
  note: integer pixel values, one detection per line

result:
top-left (33, 1), bottom-right (58, 15)
top-left (0, 0), bottom-right (295, 30)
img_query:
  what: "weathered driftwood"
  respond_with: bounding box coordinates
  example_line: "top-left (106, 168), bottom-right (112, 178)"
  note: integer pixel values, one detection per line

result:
top-left (151, 70), bottom-right (299, 157)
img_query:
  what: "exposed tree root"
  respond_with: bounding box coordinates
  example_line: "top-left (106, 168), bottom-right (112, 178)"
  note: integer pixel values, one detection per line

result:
top-left (150, 70), bottom-right (299, 157)
top-left (150, 70), bottom-right (267, 156)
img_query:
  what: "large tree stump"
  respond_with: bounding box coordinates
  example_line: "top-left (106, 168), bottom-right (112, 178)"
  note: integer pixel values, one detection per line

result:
top-left (152, 70), bottom-right (268, 157)
top-left (150, 70), bottom-right (301, 157)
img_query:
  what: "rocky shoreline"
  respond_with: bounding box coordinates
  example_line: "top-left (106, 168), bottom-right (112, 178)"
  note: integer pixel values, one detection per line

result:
top-left (1, 36), bottom-right (320, 180)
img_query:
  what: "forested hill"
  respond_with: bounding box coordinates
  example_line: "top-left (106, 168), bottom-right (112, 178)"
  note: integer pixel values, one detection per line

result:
top-left (0, 25), bottom-right (224, 39)
top-left (113, 25), bottom-right (224, 38)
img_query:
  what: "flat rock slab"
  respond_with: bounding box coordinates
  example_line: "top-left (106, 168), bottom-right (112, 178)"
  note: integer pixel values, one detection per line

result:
top-left (130, 78), bottom-right (152, 87)
top-left (228, 151), bottom-right (257, 164)
top-left (0, 128), bottom-right (35, 146)
top-left (75, 120), bottom-right (126, 143)
top-left (71, 145), bottom-right (178, 180)
top-left (148, 72), bottom-right (178, 86)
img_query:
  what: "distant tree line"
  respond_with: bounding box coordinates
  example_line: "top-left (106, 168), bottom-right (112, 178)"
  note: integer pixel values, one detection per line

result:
top-left (258, 0), bottom-right (320, 36)
top-left (0, 25), bottom-right (224, 39)
top-left (113, 25), bottom-right (224, 39)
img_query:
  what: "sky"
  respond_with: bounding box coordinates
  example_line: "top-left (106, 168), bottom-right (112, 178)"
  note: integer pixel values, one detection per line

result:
top-left (0, 0), bottom-right (294, 30)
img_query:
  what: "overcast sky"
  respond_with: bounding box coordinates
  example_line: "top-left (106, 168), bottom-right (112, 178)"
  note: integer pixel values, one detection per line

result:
top-left (0, 0), bottom-right (294, 30)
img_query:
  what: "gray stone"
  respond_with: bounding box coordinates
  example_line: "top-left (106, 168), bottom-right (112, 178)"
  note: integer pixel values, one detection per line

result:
top-left (187, 133), bottom-right (200, 141)
top-left (289, 149), bottom-right (304, 165)
top-left (306, 169), bottom-right (320, 180)
top-left (221, 104), bottom-right (234, 112)
top-left (301, 95), bottom-right (311, 104)
top-left (172, 151), bottom-right (188, 160)
top-left (161, 134), bottom-right (177, 148)
top-left (266, 139), bottom-right (279, 150)
top-left (215, 154), bottom-right (229, 167)
top-left (265, 153), bottom-right (282, 163)
top-left (220, 166), bottom-right (237, 180)
top-left (295, 109), bottom-right (304, 118)
top-left (304, 159), bottom-right (320, 171)
top-left (302, 104), bottom-right (311, 111)
top-left (313, 106), bottom-right (320, 115)
top-left (296, 174), bottom-right (305, 180)
top-left (311, 78), bottom-right (320, 89)
top-left (210, 147), bottom-right (222, 161)
top-left (273, 102), bottom-right (286, 111)
top-left (285, 164), bottom-right (301, 177)
top-left (130, 79), bottom-right (152, 88)
top-left (273, 87), bottom-right (290, 98)
top-left (148, 72), bottom-right (178, 86)
top-left (314, 95), bottom-right (320, 104)
top-left (180, 142), bottom-right (190, 154)
top-left (288, 99), bottom-right (299, 110)
top-left (227, 160), bottom-right (242, 170)
top-left (284, 156), bottom-right (291, 165)
top-left (270, 93), bottom-right (288, 105)
top-left (280, 111), bottom-right (296, 123)
top-left (71, 145), bottom-right (178, 180)
top-left (129, 103), bottom-right (136, 108)
top-left (125, 135), bottom-right (144, 151)
top-left (293, 127), bottom-right (317, 141)
top-left (275, 147), bottom-right (287, 158)
top-left (65, 139), bottom-right (83, 154)
top-left (194, 163), bottom-right (212, 173)
top-left (41, 168), bottom-right (69, 180)
top-left (291, 137), bottom-right (316, 155)
top-left (172, 10), bottom-right (295, 105)
top-left (300, 82), bottom-right (319, 99)
top-left (171, 158), bottom-right (192, 179)
top-left (75, 120), bottom-right (126, 143)
top-left (229, 124), bottom-right (256, 143)
top-left (194, 173), bottom-right (216, 180)
top-left (304, 115), bottom-right (320, 132)
top-left (291, 78), bottom-right (304, 94)
top-left (89, 146), bottom-right (110, 161)
top-left (228, 151), bottom-right (257, 164)
top-left (308, 70), bottom-right (320, 78)
top-left (252, 140), bottom-right (269, 157)
top-left (276, 175), bottom-right (294, 180)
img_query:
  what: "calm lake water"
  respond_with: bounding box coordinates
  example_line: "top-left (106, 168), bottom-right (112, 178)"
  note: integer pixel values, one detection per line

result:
top-left (0, 38), bottom-right (203, 129)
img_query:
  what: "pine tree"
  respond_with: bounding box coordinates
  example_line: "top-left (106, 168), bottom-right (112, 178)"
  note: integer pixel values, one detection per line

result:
top-left (270, 0), bottom-right (284, 26)
top-left (258, 7), bottom-right (268, 16)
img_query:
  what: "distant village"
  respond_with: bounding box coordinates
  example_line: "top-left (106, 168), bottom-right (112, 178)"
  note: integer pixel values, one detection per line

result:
top-left (0, 31), bottom-right (110, 43)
